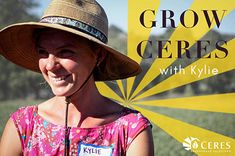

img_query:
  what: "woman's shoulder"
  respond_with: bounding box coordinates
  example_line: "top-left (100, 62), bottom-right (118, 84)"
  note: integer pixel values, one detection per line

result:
top-left (118, 107), bottom-right (151, 127)
top-left (110, 107), bottom-right (152, 150)
top-left (101, 106), bottom-right (152, 136)
top-left (11, 105), bottom-right (37, 119)
top-left (10, 98), bottom-right (55, 121)
top-left (102, 100), bottom-right (150, 124)
top-left (10, 105), bottom-right (38, 129)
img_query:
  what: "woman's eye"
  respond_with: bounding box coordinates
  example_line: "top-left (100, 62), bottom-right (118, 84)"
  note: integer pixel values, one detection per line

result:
top-left (38, 49), bottom-right (49, 58)
top-left (58, 50), bottom-right (75, 58)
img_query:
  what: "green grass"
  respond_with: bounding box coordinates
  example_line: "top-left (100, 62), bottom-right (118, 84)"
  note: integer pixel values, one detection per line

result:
top-left (0, 100), bottom-right (234, 156)
top-left (147, 106), bottom-right (235, 156)
top-left (0, 100), bottom-right (42, 135)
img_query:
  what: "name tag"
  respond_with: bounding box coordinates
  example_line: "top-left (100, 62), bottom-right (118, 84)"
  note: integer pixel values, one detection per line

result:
top-left (78, 142), bottom-right (113, 156)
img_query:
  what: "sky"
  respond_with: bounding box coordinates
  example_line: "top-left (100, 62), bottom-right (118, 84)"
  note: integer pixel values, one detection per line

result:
top-left (35, 0), bottom-right (235, 35)
top-left (35, 0), bottom-right (128, 31)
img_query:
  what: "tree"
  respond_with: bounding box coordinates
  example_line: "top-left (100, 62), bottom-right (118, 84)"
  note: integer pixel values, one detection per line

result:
top-left (0, 0), bottom-right (38, 28)
top-left (0, 0), bottom-right (50, 100)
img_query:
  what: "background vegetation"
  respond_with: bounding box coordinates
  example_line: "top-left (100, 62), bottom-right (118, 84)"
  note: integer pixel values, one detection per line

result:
top-left (0, 0), bottom-right (234, 156)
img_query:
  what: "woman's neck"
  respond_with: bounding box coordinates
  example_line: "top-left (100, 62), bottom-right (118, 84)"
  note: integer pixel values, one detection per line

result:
top-left (54, 78), bottom-right (108, 127)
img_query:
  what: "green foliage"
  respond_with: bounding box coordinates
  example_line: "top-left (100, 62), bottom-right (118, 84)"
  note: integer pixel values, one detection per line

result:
top-left (0, 0), bottom-right (52, 100)
top-left (0, 56), bottom-right (52, 100)
top-left (108, 25), bottom-right (127, 54)
top-left (0, 0), bottom-right (38, 28)
top-left (146, 105), bottom-right (235, 156)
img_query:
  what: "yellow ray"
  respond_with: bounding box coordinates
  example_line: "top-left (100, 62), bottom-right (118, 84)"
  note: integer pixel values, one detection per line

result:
top-left (134, 93), bottom-right (235, 114)
top-left (133, 39), bottom-right (235, 100)
top-left (133, 105), bottom-right (235, 156)
top-left (131, 0), bottom-right (235, 99)
top-left (127, 0), bottom-right (160, 99)
top-left (116, 80), bottom-right (126, 99)
top-left (96, 82), bottom-right (124, 103)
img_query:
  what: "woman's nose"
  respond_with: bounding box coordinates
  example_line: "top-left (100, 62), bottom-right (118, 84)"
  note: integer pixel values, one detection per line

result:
top-left (46, 54), bottom-right (59, 71)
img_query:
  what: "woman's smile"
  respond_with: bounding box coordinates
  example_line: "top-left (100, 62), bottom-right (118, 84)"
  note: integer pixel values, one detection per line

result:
top-left (48, 74), bottom-right (72, 85)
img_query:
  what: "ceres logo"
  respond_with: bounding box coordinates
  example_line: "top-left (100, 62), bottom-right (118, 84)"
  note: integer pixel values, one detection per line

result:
top-left (183, 137), bottom-right (200, 151)
top-left (182, 137), bottom-right (231, 153)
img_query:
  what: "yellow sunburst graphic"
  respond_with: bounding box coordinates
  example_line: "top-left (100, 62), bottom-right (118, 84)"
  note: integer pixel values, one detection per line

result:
top-left (97, 0), bottom-right (235, 155)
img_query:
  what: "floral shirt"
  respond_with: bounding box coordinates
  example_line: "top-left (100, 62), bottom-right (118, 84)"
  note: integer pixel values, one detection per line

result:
top-left (11, 105), bottom-right (151, 156)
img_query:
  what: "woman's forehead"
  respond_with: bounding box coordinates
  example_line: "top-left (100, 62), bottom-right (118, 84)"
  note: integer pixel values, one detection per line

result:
top-left (34, 29), bottom-right (100, 59)
top-left (38, 29), bottom-right (86, 41)
top-left (35, 29), bottom-right (98, 51)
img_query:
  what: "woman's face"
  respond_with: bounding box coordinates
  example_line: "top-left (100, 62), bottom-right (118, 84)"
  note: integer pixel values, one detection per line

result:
top-left (37, 30), bottom-right (98, 97)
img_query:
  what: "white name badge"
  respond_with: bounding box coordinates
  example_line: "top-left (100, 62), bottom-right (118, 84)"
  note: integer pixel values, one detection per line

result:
top-left (78, 142), bottom-right (113, 156)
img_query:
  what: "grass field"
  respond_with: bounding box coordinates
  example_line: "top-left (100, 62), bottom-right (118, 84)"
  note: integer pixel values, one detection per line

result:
top-left (0, 100), bottom-right (234, 156)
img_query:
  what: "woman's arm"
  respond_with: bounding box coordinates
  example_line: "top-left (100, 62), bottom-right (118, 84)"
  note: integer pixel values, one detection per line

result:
top-left (126, 126), bottom-right (154, 156)
top-left (0, 119), bottom-right (22, 156)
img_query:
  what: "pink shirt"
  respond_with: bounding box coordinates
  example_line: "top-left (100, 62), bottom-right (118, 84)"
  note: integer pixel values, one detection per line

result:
top-left (11, 106), bottom-right (151, 156)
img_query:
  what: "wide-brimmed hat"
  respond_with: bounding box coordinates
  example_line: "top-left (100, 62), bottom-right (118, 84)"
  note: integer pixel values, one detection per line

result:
top-left (0, 0), bottom-right (141, 81)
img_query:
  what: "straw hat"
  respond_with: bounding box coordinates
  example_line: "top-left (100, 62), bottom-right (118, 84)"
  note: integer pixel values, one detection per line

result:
top-left (0, 0), bottom-right (141, 81)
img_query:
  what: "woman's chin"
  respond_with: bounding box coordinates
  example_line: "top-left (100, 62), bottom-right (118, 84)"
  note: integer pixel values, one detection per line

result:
top-left (51, 87), bottom-right (74, 97)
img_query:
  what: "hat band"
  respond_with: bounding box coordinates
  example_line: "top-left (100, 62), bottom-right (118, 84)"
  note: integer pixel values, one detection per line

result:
top-left (40, 16), bottom-right (108, 43)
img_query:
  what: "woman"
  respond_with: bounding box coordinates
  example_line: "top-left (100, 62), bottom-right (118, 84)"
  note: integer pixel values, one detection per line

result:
top-left (0, 0), bottom-right (154, 155)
